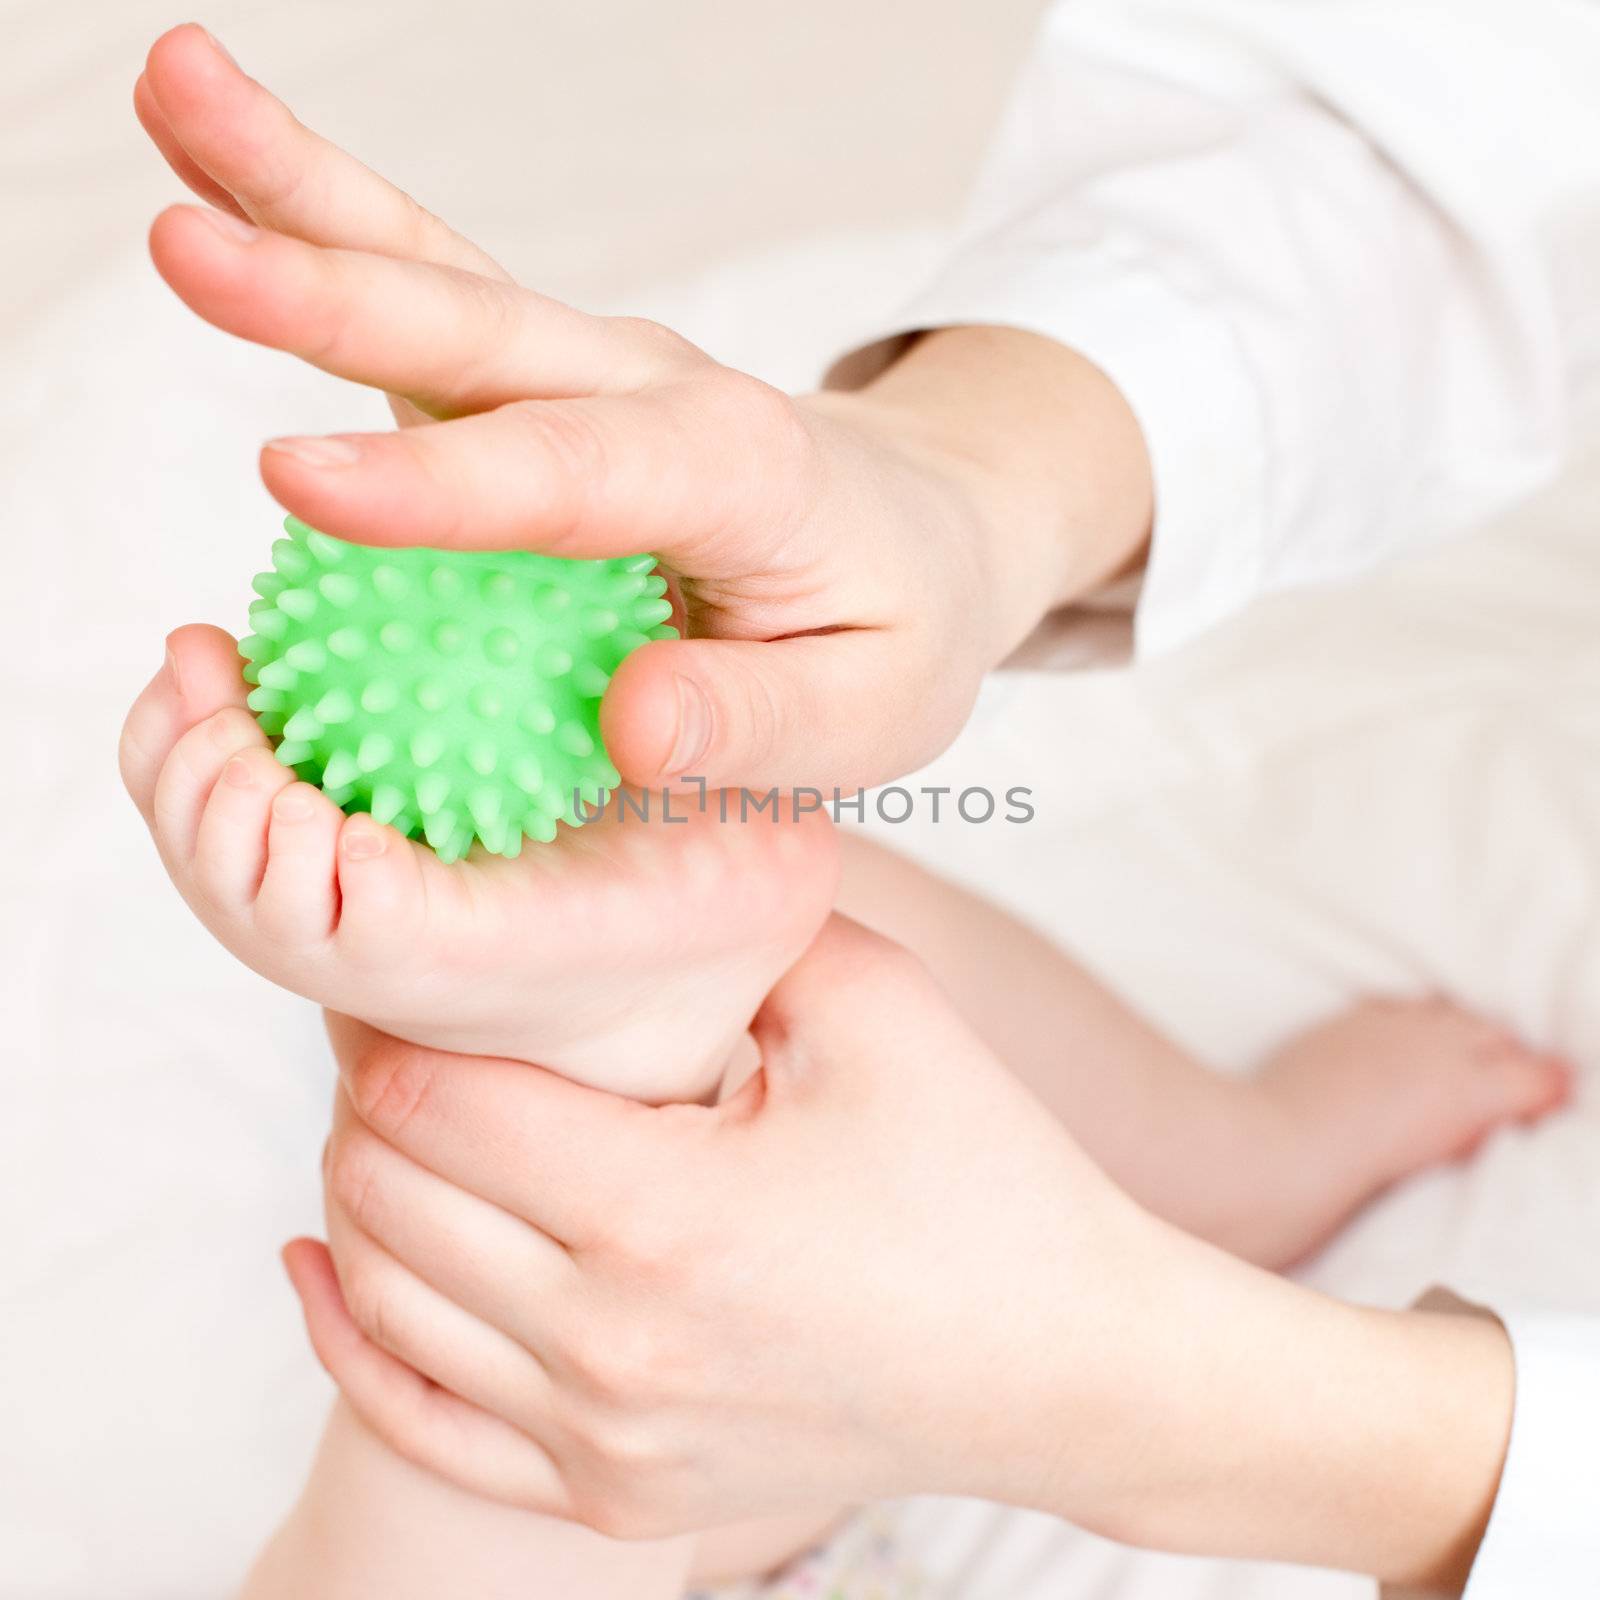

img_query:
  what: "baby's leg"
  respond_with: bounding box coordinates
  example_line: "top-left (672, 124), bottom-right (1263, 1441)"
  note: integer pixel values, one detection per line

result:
top-left (655, 829), bottom-right (1577, 1591)
top-left (126, 632), bottom-right (833, 1599)
top-left (241, 1400), bottom-right (692, 1600)
top-left (836, 833), bottom-right (1571, 1269)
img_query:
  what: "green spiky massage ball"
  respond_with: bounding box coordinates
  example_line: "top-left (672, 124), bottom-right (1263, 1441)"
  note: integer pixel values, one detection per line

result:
top-left (239, 516), bottom-right (676, 863)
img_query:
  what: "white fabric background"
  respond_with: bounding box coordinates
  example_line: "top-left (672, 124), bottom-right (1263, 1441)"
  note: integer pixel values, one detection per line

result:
top-left (5, 4), bottom-right (1599, 1596)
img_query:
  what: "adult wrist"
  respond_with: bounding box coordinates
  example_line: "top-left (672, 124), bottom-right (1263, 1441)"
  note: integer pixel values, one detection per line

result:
top-left (1036, 1221), bottom-right (1511, 1590)
top-left (811, 324), bottom-right (1154, 664)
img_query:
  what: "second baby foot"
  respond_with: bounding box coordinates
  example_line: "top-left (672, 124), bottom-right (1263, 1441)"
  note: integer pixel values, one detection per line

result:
top-left (121, 625), bottom-right (838, 1102)
top-left (1241, 995), bottom-right (1574, 1267)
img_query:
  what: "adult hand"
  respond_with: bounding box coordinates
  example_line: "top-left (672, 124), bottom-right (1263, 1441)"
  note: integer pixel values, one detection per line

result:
top-left (290, 918), bottom-right (1512, 1591)
top-left (297, 917), bottom-right (1159, 1533)
top-left (136, 25), bottom-right (1153, 793)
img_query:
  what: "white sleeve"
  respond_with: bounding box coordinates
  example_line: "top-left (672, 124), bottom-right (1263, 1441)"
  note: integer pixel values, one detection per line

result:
top-left (832, 0), bottom-right (1600, 655)
top-left (1459, 1308), bottom-right (1600, 1599)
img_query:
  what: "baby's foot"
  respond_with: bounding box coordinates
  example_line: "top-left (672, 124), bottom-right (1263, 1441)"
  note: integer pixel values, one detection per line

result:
top-left (1239, 996), bottom-right (1573, 1267)
top-left (120, 625), bottom-right (838, 1102)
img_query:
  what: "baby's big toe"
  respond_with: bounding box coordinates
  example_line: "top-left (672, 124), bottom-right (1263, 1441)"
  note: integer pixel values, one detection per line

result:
top-left (119, 655), bottom-right (184, 821)
top-left (1472, 1039), bottom-right (1574, 1134)
top-left (121, 625), bottom-right (253, 822)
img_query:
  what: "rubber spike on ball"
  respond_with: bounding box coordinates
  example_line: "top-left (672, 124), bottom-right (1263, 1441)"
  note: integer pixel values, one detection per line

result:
top-left (239, 517), bottom-right (677, 862)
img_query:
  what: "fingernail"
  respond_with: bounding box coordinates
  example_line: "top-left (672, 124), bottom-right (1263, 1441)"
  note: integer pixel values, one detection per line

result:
top-left (273, 785), bottom-right (315, 822)
top-left (164, 643), bottom-right (183, 696)
top-left (198, 207), bottom-right (259, 245)
top-left (341, 820), bottom-right (387, 860)
top-left (265, 435), bottom-right (362, 469)
top-left (199, 26), bottom-right (239, 67)
top-left (222, 754), bottom-right (254, 789)
top-left (664, 674), bottom-right (712, 778)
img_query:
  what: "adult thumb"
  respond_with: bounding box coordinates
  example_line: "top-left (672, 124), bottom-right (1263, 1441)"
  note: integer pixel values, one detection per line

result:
top-left (600, 632), bottom-right (928, 795)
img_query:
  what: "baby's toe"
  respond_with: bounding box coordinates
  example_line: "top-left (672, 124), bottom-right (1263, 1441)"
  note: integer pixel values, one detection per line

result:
top-left (193, 746), bottom-right (297, 911)
top-left (333, 815), bottom-right (428, 964)
top-left (253, 782), bottom-right (345, 947)
top-left (1473, 1041), bottom-right (1574, 1129)
top-left (119, 657), bottom-right (183, 823)
top-left (151, 705), bottom-right (270, 868)
top-left (120, 625), bottom-right (252, 821)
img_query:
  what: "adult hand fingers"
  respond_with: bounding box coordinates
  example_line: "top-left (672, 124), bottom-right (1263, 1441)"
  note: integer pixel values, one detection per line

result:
top-left (602, 630), bottom-right (963, 793)
top-left (134, 69), bottom-right (247, 218)
top-left (325, 1087), bottom-right (576, 1355)
top-left (282, 1239), bottom-right (572, 1514)
top-left (323, 1199), bottom-right (557, 1445)
top-left (324, 1015), bottom-right (662, 1248)
top-left (148, 206), bottom-right (700, 416)
top-left (255, 372), bottom-right (806, 568)
top-left (140, 24), bottom-right (506, 280)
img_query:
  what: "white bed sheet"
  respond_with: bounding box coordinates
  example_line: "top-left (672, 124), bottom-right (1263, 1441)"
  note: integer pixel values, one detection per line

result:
top-left (3, 226), bottom-right (1598, 1599)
